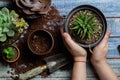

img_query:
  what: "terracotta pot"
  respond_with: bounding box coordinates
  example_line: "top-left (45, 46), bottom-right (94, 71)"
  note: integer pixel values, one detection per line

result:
top-left (2, 45), bottom-right (20, 63)
top-left (65, 5), bottom-right (107, 48)
top-left (27, 29), bottom-right (54, 55)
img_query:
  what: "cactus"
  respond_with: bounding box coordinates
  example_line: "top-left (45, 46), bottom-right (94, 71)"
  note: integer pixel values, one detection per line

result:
top-left (72, 11), bottom-right (97, 39)
top-left (0, 7), bottom-right (29, 42)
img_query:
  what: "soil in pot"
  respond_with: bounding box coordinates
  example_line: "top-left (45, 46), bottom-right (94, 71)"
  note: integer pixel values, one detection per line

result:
top-left (65, 5), bottom-right (107, 48)
top-left (28, 30), bottom-right (54, 55)
top-left (68, 10), bottom-right (103, 44)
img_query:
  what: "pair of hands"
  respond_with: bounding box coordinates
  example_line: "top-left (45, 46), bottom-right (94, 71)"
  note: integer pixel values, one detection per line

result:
top-left (60, 27), bottom-right (111, 64)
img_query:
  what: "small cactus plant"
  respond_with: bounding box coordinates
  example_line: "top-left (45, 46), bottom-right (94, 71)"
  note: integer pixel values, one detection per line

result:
top-left (72, 11), bottom-right (97, 39)
top-left (0, 7), bottom-right (29, 42)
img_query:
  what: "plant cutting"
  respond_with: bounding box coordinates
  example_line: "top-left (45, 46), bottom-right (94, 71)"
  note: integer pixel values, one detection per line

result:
top-left (2, 45), bottom-right (20, 63)
top-left (0, 7), bottom-right (29, 46)
top-left (65, 5), bottom-right (107, 48)
top-left (27, 29), bottom-right (54, 55)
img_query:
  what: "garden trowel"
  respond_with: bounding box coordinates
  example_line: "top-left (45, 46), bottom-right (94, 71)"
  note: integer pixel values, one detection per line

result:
top-left (17, 53), bottom-right (70, 80)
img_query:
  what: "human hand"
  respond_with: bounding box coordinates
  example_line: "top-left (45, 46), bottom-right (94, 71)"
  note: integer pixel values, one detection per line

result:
top-left (60, 27), bottom-right (87, 61)
top-left (91, 30), bottom-right (111, 65)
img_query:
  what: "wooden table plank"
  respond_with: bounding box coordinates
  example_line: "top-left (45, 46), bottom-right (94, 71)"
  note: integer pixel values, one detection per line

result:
top-left (108, 38), bottom-right (120, 58)
top-left (0, 59), bottom-right (120, 79)
top-left (1, 0), bottom-right (120, 17)
top-left (52, 0), bottom-right (120, 17)
top-left (0, 0), bottom-right (120, 80)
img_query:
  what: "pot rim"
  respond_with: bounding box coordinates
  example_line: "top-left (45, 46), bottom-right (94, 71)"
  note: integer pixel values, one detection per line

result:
top-left (65, 4), bottom-right (107, 48)
top-left (27, 29), bottom-right (54, 55)
top-left (2, 45), bottom-right (20, 63)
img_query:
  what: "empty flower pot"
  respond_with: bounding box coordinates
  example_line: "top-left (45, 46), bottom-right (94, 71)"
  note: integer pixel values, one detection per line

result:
top-left (27, 29), bottom-right (54, 55)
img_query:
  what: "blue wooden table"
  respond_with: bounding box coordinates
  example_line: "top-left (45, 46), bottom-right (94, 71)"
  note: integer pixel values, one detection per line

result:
top-left (0, 0), bottom-right (120, 80)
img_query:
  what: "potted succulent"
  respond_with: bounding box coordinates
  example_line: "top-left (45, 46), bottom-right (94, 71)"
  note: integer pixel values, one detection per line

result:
top-left (65, 5), bottom-right (107, 48)
top-left (2, 45), bottom-right (20, 63)
top-left (0, 7), bottom-right (29, 47)
top-left (12, 0), bottom-right (51, 19)
top-left (27, 29), bottom-right (54, 55)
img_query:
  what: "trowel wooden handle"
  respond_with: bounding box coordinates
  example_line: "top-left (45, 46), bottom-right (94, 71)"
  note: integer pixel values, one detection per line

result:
top-left (19, 65), bottom-right (47, 80)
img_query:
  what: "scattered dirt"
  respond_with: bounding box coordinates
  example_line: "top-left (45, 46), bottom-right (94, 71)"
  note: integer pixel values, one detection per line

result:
top-left (9, 6), bottom-right (70, 77)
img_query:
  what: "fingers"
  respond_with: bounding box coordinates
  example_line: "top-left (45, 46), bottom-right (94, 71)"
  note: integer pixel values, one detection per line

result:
top-left (62, 32), bottom-right (84, 51)
top-left (60, 27), bottom-right (78, 49)
top-left (60, 27), bottom-right (73, 49)
top-left (62, 32), bottom-right (73, 47)
top-left (60, 27), bottom-right (72, 39)
top-left (101, 29), bottom-right (111, 44)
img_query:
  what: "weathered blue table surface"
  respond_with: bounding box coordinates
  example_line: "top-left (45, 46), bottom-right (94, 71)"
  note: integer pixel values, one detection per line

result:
top-left (0, 0), bottom-right (120, 80)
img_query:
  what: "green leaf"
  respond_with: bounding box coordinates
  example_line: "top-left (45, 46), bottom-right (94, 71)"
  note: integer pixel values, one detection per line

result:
top-left (0, 34), bottom-right (7, 42)
top-left (74, 21), bottom-right (79, 25)
top-left (2, 14), bottom-right (8, 22)
top-left (3, 49), bottom-right (9, 55)
top-left (9, 52), bottom-right (15, 56)
top-left (6, 55), bottom-right (12, 60)
top-left (77, 28), bottom-right (81, 35)
top-left (7, 30), bottom-right (15, 37)
top-left (79, 14), bottom-right (85, 20)
top-left (76, 20), bottom-right (81, 25)
top-left (3, 27), bottom-right (9, 32)
top-left (82, 29), bottom-right (87, 39)
top-left (24, 23), bottom-right (29, 29)
top-left (80, 30), bottom-right (83, 38)
top-left (88, 32), bottom-right (91, 39)
top-left (0, 27), bottom-right (2, 33)
top-left (0, 13), bottom-right (4, 20)
top-left (4, 22), bottom-right (12, 28)
top-left (0, 22), bottom-right (3, 27)
top-left (91, 25), bottom-right (97, 31)
top-left (8, 47), bottom-right (13, 52)
top-left (77, 17), bottom-right (83, 24)
top-left (10, 10), bottom-right (16, 20)
top-left (0, 8), bottom-right (8, 21)
top-left (1, 7), bottom-right (9, 16)
top-left (88, 16), bottom-right (94, 24)
top-left (0, 33), bottom-right (4, 37)
top-left (72, 25), bottom-right (79, 30)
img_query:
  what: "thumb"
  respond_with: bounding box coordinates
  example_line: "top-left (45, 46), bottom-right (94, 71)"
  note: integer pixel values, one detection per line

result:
top-left (101, 30), bottom-right (111, 44)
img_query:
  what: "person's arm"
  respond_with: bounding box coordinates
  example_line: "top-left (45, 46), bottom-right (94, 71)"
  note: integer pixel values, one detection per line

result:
top-left (119, 77), bottom-right (120, 79)
top-left (60, 27), bottom-right (87, 80)
top-left (72, 61), bottom-right (86, 80)
top-left (91, 30), bottom-right (119, 80)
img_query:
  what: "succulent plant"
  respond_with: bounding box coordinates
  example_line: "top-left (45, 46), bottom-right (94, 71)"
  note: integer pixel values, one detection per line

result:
top-left (3, 46), bottom-right (15, 60)
top-left (0, 7), bottom-right (29, 42)
top-left (72, 11), bottom-right (97, 39)
top-left (13, 0), bottom-right (51, 19)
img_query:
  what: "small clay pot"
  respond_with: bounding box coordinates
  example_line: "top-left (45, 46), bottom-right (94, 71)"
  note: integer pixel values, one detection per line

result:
top-left (27, 29), bottom-right (54, 55)
top-left (2, 45), bottom-right (20, 63)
